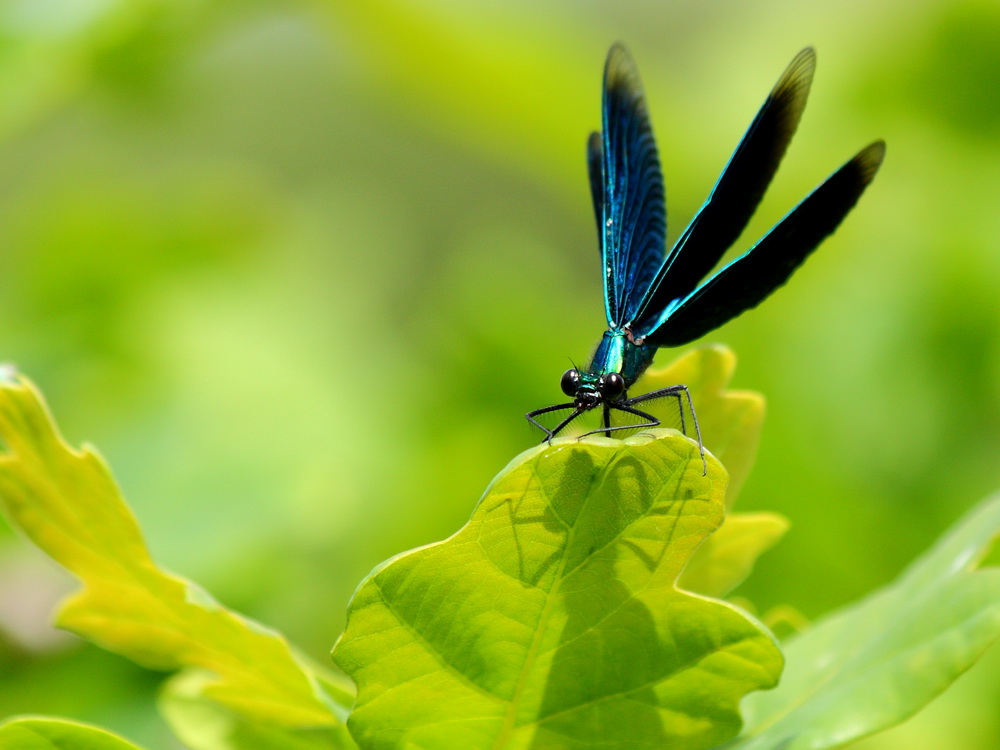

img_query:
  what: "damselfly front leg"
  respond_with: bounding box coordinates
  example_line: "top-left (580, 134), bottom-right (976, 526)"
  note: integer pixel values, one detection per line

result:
top-left (525, 403), bottom-right (584, 441)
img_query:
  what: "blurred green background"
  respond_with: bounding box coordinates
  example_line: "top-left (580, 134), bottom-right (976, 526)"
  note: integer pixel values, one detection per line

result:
top-left (0, 0), bottom-right (999, 747)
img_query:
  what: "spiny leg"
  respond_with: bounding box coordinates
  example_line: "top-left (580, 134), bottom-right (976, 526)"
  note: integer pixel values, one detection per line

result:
top-left (673, 391), bottom-right (686, 435)
top-left (626, 385), bottom-right (706, 475)
top-left (577, 402), bottom-right (660, 438)
top-left (678, 385), bottom-right (705, 475)
top-left (602, 403), bottom-right (612, 438)
top-left (525, 402), bottom-right (577, 441)
top-left (548, 407), bottom-right (586, 441)
top-left (527, 402), bottom-right (595, 443)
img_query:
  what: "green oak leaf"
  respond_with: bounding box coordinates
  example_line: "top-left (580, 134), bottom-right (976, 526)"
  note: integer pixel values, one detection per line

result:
top-left (729, 492), bottom-right (1000, 749)
top-left (333, 430), bottom-right (782, 750)
top-left (0, 376), bottom-right (348, 736)
top-left (160, 671), bottom-right (358, 750)
top-left (0, 717), bottom-right (143, 750)
top-left (636, 346), bottom-right (787, 598)
top-left (678, 513), bottom-right (789, 599)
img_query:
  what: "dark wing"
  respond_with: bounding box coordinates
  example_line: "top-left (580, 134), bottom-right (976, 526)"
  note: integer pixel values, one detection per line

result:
top-left (587, 131), bottom-right (604, 237)
top-left (630, 48), bottom-right (816, 331)
top-left (599, 44), bottom-right (667, 327)
top-left (643, 140), bottom-right (885, 347)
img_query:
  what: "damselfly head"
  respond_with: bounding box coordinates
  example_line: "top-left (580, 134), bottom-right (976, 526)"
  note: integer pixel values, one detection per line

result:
top-left (560, 367), bottom-right (625, 408)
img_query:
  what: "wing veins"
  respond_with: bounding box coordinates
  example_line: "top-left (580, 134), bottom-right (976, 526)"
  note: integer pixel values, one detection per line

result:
top-left (631, 48), bottom-right (817, 330)
top-left (644, 140), bottom-right (885, 347)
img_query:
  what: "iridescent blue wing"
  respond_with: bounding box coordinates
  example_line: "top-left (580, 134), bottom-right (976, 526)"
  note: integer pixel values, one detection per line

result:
top-left (599, 44), bottom-right (666, 328)
top-left (587, 131), bottom-right (604, 237)
top-left (630, 48), bottom-right (815, 332)
top-left (643, 141), bottom-right (885, 347)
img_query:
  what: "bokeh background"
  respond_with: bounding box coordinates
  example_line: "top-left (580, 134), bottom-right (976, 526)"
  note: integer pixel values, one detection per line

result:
top-left (0, 0), bottom-right (998, 747)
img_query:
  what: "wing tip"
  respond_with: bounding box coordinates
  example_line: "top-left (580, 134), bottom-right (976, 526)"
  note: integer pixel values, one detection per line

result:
top-left (794, 46), bottom-right (817, 65)
top-left (608, 40), bottom-right (629, 57)
top-left (853, 140), bottom-right (886, 183)
top-left (775, 47), bottom-right (817, 95)
top-left (604, 42), bottom-right (645, 101)
top-left (605, 42), bottom-right (633, 77)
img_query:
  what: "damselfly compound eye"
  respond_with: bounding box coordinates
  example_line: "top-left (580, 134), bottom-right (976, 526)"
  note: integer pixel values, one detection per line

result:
top-left (598, 372), bottom-right (625, 400)
top-left (560, 368), bottom-right (580, 397)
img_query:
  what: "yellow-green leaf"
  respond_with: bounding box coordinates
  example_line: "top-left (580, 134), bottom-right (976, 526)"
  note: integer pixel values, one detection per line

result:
top-left (678, 512), bottom-right (789, 598)
top-left (160, 671), bottom-right (357, 750)
top-left (332, 430), bottom-right (782, 750)
top-left (0, 717), bottom-right (143, 750)
top-left (0, 376), bottom-right (345, 733)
